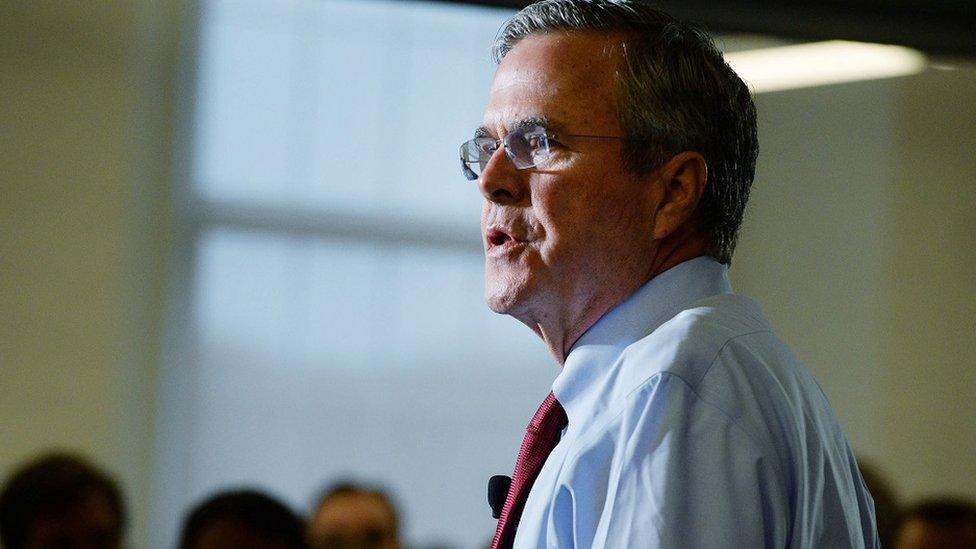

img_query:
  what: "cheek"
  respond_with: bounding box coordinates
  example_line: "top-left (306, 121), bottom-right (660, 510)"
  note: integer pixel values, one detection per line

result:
top-left (532, 212), bottom-right (589, 265)
top-left (533, 183), bottom-right (605, 239)
top-left (535, 184), bottom-right (650, 259)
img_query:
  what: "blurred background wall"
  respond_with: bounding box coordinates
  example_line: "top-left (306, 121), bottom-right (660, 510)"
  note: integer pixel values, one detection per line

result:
top-left (734, 65), bottom-right (976, 493)
top-left (0, 1), bottom-right (183, 545)
top-left (1, 1), bottom-right (973, 547)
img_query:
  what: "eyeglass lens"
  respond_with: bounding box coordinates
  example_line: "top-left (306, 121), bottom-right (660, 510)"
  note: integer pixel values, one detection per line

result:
top-left (460, 125), bottom-right (549, 180)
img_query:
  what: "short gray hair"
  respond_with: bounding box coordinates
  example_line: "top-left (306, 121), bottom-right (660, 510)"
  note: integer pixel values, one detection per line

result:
top-left (492, 0), bottom-right (758, 264)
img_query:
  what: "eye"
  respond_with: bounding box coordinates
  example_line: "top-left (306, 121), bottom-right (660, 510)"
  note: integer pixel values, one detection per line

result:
top-left (475, 138), bottom-right (499, 156)
top-left (521, 128), bottom-right (550, 152)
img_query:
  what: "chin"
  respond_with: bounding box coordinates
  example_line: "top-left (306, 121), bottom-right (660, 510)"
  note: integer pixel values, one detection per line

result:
top-left (484, 273), bottom-right (531, 316)
top-left (485, 286), bottom-right (518, 315)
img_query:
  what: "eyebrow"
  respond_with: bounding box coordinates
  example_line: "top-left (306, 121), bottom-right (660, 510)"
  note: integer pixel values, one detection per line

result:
top-left (474, 116), bottom-right (553, 139)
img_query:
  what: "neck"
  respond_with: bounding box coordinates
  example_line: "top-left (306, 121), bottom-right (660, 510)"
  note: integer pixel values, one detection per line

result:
top-left (525, 293), bottom-right (627, 364)
top-left (525, 230), bottom-right (709, 364)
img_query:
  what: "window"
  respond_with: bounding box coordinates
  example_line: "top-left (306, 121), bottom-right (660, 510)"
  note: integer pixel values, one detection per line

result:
top-left (152, 1), bottom-right (557, 546)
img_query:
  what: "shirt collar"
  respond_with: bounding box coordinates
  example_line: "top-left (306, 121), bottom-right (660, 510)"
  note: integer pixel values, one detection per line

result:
top-left (552, 256), bottom-right (733, 428)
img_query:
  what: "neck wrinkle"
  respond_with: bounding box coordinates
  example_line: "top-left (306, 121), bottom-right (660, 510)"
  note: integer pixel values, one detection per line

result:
top-left (535, 278), bottom-right (649, 365)
top-left (536, 325), bottom-right (567, 364)
top-left (529, 233), bottom-right (708, 365)
top-left (552, 252), bottom-right (706, 365)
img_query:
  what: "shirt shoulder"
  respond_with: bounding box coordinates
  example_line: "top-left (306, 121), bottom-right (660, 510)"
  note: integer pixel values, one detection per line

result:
top-left (615, 292), bottom-right (776, 393)
top-left (567, 293), bottom-right (794, 471)
top-left (617, 292), bottom-right (833, 448)
top-left (547, 294), bottom-right (879, 548)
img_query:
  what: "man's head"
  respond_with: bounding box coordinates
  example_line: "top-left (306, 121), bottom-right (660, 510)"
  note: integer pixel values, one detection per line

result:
top-left (894, 497), bottom-right (976, 549)
top-left (0, 452), bottom-right (125, 549)
top-left (489, 0), bottom-right (757, 264)
top-left (472, 0), bottom-right (756, 357)
top-left (307, 482), bottom-right (399, 549)
top-left (179, 489), bottom-right (306, 549)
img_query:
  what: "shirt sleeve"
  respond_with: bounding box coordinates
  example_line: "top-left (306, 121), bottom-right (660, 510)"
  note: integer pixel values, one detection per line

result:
top-left (553, 373), bottom-right (791, 549)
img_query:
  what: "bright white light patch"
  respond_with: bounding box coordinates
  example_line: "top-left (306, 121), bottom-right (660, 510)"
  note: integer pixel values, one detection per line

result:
top-left (725, 40), bottom-right (927, 93)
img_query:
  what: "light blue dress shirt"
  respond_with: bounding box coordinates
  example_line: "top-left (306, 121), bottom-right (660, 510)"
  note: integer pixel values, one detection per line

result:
top-left (514, 257), bottom-right (879, 548)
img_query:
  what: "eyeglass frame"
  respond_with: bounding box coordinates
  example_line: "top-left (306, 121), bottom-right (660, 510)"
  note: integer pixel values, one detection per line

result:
top-left (459, 120), bottom-right (630, 181)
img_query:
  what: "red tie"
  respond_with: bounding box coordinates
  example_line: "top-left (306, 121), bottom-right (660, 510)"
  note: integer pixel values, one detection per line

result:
top-left (491, 392), bottom-right (568, 549)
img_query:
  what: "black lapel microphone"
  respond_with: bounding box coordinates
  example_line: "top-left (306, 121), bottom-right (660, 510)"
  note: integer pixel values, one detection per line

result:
top-left (488, 475), bottom-right (512, 519)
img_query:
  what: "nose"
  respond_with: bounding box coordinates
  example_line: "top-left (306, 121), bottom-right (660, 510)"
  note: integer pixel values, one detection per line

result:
top-left (478, 146), bottom-right (526, 205)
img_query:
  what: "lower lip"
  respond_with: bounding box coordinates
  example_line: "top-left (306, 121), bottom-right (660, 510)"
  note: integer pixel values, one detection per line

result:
top-left (487, 240), bottom-right (527, 256)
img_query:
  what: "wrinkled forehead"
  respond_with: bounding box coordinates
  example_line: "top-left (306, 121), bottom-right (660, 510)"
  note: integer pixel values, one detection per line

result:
top-left (482, 31), bottom-right (624, 136)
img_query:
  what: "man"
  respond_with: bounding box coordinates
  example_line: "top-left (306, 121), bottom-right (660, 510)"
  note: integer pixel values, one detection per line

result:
top-left (0, 452), bottom-right (125, 549)
top-left (459, 1), bottom-right (879, 547)
top-left (306, 482), bottom-right (400, 549)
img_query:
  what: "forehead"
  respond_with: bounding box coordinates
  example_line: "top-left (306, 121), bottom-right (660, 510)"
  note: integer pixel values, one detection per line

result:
top-left (318, 493), bottom-right (393, 523)
top-left (483, 31), bottom-right (623, 135)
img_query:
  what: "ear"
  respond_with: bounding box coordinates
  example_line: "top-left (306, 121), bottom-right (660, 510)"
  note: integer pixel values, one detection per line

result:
top-left (648, 151), bottom-right (707, 240)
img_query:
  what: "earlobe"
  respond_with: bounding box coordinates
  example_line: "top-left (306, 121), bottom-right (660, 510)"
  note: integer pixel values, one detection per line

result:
top-left (650, 151), bottom-right (707, 240)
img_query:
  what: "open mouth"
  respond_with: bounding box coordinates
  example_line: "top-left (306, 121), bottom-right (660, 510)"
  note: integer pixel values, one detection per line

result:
top-left (487, 228), bottom-right (512, 247)
top-left (486, 226), bottom-right (525, 251)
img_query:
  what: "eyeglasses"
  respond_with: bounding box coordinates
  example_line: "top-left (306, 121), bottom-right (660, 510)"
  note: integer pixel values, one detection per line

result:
top-left (459, 124), bottom-right (627, 181)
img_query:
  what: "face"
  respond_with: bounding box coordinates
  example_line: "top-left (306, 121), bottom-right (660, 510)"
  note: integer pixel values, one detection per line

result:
top-left (479, 32), bottom-right (660, 327)
top-left (24, 492), bottom-right (122, 549)
top-left (192, 519), bottom-right (292, 549)
top-left (307, 493), bottom-right (399, 549)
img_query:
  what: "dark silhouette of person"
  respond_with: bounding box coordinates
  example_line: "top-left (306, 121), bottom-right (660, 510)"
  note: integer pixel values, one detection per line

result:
top-left (0, 452), bottom-right (125, 549)
top-left (307, 482), bottom-right (400, 549)
top-left (179, 489), bottom-right (306, 549)
top-left (894, 497), bottom-right (976, 549)
top-left (858, 458), bottom-right (902, 548)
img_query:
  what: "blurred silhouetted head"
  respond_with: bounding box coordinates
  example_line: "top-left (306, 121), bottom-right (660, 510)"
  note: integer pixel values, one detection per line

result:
top-left (857, 458), bottom-right (901, 548)
top-left (0, 452), bottom-right (125, 549)
top-left (307, 482), bottom-right (400, 549)
top-left (179, 489), bottom-right (306, 549)
top-left (894, 497), bottom-right (976, 549)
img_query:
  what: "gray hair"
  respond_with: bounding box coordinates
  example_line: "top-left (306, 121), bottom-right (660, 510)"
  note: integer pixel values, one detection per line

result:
top-left (492, 0), bottom-right (758, 264)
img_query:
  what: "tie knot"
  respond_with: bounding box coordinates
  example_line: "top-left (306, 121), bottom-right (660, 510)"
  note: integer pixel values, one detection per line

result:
top-left (528, 392), bottom-right (567, 438)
